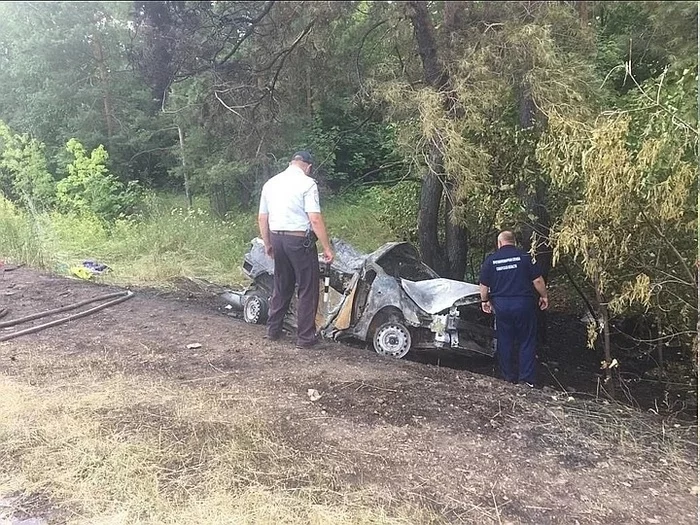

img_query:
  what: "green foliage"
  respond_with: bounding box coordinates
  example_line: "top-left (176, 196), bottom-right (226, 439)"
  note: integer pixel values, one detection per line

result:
top-left (0, 2), bottom-right (160, 183)
top-left (56, 139), bottom-right (141, 220)
top-left (0, 121), bottom-right (55, 210)
top-left (47, 197), bottom-right (257, 286)
top-left (300, 100), bottom-right (405, 191)
top-left (0, 191), bottom-right (394, 287)
top-left (295, 115), bottom-right (340, 182)
top-left (0, 195), bottom-right (51, 267)
top-left (322, 190), bottom-right (400, 252)
top-left (538, 66), bottom-right (697, 349)
top-left (595, 1), bottom-right (698, 94)
top-left (363, 182), bottom-right (420, 243)
top-left (0, 0), bottom-right (695, 362)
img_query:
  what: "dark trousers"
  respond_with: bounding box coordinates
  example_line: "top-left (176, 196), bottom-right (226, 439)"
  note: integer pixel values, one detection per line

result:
top-left (492, 296), bottom-right (537, 383)
top-left (266, 233), bottom-right (319, 345)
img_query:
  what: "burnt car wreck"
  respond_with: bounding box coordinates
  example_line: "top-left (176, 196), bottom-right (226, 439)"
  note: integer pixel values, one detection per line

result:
top-left (224, 238), bottom-right (495, 359)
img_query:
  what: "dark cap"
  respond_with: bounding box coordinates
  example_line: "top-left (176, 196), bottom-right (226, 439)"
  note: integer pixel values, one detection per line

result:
top-left (291, 150), bottom-right (313, 164)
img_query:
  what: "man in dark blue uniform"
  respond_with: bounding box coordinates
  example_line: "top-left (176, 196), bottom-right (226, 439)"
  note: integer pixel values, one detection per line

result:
top-left (479, 231), bottom-right (549, 386)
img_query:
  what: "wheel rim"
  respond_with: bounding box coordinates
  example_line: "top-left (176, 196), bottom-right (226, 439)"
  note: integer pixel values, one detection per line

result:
top-left (244, 297), bottom-right (261, 323)
top-left (374, 323), bottom-right (411, 358)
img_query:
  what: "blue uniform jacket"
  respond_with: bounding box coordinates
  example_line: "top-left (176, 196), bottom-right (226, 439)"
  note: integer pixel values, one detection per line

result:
top-left (479, 245), bottom-right (542, 299)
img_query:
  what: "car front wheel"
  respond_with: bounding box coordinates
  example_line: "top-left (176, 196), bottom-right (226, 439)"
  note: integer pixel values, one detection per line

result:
top-left (243, 292), bottom-right (269, 324)
top-left (373, 320), bottom-right (412, 358)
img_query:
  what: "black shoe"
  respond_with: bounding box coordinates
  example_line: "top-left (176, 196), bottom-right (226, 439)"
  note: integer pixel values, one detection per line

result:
top-left (295, 339), bottom-right (319, 349)
top-left (519, 381), bottom-right (537, 389)
top-left (264, 332), bottom-right (282, 341)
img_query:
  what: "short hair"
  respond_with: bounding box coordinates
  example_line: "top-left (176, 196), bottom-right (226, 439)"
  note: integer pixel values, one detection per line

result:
top-left (290, 150), bottom-right (313, 164)
top-left (498, 230), bottom-right (516, 245)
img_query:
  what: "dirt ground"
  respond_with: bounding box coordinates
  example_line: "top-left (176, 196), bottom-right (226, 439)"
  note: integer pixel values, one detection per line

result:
top-left (0, 266), bottom-right (697, 524)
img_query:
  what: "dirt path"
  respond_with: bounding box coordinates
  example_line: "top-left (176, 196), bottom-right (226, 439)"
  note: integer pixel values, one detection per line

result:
top-left (0, 267), bottom-right (696, 524)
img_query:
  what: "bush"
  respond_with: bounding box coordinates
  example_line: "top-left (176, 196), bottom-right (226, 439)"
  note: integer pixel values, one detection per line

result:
top-left (0, 121), bottom-right (56, 211)
top-left (56, 139), bottom-right (141, 221)
top-left (364, 182), bottom-right (420, 243)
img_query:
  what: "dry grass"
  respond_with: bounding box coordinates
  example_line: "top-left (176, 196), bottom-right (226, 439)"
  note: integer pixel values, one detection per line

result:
top-left (0, 371), bottom-right (444, 524)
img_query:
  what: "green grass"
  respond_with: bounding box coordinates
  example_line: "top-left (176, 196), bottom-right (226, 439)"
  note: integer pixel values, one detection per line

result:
top-left (0, 191), bottom-right (398, 289)
top-left (323, 192), bottom-right (397, 253)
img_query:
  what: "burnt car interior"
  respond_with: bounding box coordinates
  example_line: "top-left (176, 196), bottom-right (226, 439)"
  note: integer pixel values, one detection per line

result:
top-left (373, 244), bottom-right (438, 282)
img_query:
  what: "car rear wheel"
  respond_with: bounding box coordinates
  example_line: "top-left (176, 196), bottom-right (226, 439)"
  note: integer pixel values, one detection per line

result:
top-left (243, 292), bottom-right (269, 324)
top-left (373, 320), bottom-right (412, 358)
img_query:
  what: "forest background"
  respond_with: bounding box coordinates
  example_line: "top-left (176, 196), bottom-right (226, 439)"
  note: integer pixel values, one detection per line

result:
top-left (0, 0), bottom-right (697, 390)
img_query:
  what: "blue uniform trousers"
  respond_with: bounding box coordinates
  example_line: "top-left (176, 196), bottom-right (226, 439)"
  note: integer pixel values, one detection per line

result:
top-left (492, 296), bottom-right (537, 383)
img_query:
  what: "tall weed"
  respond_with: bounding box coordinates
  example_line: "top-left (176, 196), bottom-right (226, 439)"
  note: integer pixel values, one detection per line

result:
top-left (0, 189), bottom-right (394, 286)
top-left (0, 191), bottom-right (397, 289)
top-left (0, 196), bottom-right (51, 267)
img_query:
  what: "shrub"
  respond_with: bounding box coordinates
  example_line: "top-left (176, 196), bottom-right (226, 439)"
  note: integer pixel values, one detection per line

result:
top-left (56, 139), bottom-right (141, 221)
top-left (364, 181), bottom-right (420, 243)
top-left (0, 121), bottom-right (56, 211)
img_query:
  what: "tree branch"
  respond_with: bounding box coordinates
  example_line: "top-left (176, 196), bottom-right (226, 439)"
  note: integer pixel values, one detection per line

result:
top-left (355, 19), bottom-right (388, 91)
top-left (268, 20), bottom-right (315, 104)
top-left (337, 161), bottom-right (407, 196)
top-left (215, 1), bottom-right (275, 67)
top-left (639, 208), bottom-right (696, 286)
top-left (129, 146), bottom-right (178, 163)
top-left (214, 91), bottom-right (244, 118)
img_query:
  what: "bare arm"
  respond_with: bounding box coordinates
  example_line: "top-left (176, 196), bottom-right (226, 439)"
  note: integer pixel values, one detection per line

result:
top-left (479, 283), bottom-right (492, 314)
top-left (533, 276), bottom-right (549, 310)
top-left (308, 212), bottom-right (334, 263)
top-left (257, 213), bottom-right (273, 257)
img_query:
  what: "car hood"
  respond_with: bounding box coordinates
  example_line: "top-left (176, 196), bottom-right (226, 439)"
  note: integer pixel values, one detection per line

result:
top-left (244, 237), bottom-right (370, 278)
top-left (400, 278), bottom-right (481, 314)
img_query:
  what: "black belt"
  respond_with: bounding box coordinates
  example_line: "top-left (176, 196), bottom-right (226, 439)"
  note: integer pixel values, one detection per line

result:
top-left (271, 230), bottom-right (306, 237)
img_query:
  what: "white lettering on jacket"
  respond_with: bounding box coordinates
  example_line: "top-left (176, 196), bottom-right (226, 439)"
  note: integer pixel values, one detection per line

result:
top-left (492, 257), bottom-right (521, 265)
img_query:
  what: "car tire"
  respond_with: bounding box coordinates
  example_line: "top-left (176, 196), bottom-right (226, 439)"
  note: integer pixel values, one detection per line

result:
top-left (373, 320), bottom-right (412, 358)
top-left (243, 292), bottom-right (269, 324)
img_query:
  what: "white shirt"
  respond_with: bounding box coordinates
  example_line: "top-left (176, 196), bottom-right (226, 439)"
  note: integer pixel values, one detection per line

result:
top-left (258, 165), bottom-right (321, 231)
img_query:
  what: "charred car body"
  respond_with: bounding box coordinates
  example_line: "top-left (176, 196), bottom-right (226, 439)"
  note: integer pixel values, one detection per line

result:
top-left (225, 238), bottom-right (495, 359)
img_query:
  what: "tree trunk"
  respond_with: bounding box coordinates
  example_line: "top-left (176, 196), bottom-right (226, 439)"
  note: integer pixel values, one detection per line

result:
top-left (444, 181), bottom-right (468, 279)
top-left (306, 60), bottom-right (313, 118)
top-left (407, 1), bottom-right (448, 88)
top-left (91, 31), bottom-right (114, 139)
top-left (407, 0), bottom-right (467, 277)
top-left (210, 182), bottom-right (229, 218)
top-left (696, 2), bottom-right (699, 375)
top-left (594, 278), bottom-right (616, 399)
top-left (576, 1), bottom-right (589, 25)
top-left (443, 1), bottom-right (467, 37)
top-left (177, 125), bottom-right (192, 208)
top-left (418, 161), bottom-right (445, 274)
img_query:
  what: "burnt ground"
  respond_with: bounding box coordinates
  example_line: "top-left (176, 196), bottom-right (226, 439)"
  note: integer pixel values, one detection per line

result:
top-left (0, 266), bottom-right (697, 524)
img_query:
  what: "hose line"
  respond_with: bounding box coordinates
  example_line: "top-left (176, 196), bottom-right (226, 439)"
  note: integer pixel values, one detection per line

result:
top-left (0, 290), bottom-right (134, 342)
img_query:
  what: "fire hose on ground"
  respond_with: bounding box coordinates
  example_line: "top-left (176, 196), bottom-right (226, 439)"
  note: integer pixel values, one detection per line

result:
top-left (0, 290), bottom-right (135, 342)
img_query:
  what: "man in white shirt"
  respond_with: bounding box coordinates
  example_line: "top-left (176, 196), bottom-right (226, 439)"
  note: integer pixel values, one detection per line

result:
top-left (258, 151), bottom-right (334, 348)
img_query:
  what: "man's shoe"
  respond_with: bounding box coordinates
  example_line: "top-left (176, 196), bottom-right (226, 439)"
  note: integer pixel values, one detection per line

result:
top-left (264, 332), bottom-right (282, 341)
top-left (295, 339), bottom-right (319, 349)
top-left (519, 381), bottom-right (536, 389)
